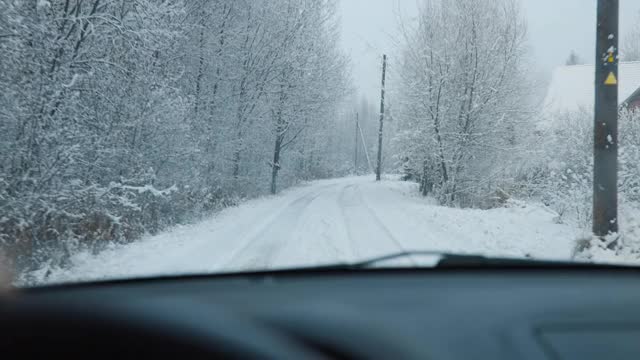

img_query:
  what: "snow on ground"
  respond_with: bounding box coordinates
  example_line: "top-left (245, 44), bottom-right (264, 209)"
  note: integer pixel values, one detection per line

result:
top-left (27, 176), bottom-right (586, 285)
top-left (577, 202), bottom-right (640, 265)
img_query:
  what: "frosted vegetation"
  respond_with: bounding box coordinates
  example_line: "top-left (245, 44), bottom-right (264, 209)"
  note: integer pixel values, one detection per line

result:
top-left (392, 0), bottom-right (640, 261)
top-left (0, 0), bottom-right (350, 274)
top-left (2, 0), bottom-right (640, 281)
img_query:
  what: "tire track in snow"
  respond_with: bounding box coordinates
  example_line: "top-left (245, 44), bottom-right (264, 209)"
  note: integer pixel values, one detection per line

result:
top-left (213, 183), bottom-right (336, 269)
top-left (359, 182), bottom-right (469, 254)
top-left (356, 186), bottom-right (411, 253)
top-left (223, 187), bottom-right (328, 270)
top-left (338, 182), bottom-right (415, 264)
top-left (352, 184), bottom-right (417, 266)
top-left (337, 184), bottom-right (361, 260)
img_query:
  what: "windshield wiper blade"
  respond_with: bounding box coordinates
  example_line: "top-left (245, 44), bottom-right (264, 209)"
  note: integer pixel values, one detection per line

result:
top-left (337, 250), bottom-right (607, 269)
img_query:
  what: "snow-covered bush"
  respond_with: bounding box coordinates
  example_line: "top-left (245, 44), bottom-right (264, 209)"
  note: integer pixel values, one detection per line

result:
top-left (619, 109), bottom-right (640, 202)
top-left (515, 108), bottom-right (640, 234)
top-left (523, 110), bottom-right (593, 229)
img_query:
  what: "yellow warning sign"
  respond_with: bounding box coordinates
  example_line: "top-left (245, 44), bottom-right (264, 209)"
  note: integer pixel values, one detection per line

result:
top-left (605, 72), bottom-right (618, 85)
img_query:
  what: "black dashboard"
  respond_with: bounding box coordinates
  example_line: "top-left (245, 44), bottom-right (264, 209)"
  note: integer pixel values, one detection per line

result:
top-left (3, 267), bottom-right (640, 359)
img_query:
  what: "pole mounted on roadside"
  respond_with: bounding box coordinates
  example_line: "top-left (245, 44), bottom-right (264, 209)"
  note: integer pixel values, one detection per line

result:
top-left (376, 54), bottom-right (387, 181)
top-left (593, 0), bottom-right (619, 240)
top-left (354, 112), bottom-right (359, 174)
top-left (358, 115), bottom-right (374, 174)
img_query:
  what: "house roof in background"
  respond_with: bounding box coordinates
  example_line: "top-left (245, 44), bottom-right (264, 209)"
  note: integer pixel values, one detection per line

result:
top-left (543, 61), bottom-right (640, 114)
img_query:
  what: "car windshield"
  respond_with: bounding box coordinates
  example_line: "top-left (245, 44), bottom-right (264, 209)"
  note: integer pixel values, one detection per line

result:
top-left (2, 0), bottom-right (640, 287)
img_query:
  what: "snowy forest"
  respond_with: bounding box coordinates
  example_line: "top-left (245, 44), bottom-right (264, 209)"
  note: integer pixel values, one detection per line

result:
top-left (3, 0), bottom-right (640, 279)
top-left (0, 0), bottom-right (352, 273)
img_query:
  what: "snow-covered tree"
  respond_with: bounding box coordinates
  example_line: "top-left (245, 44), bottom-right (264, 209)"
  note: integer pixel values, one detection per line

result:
top-left (393, 0), bottom-right (530, 206)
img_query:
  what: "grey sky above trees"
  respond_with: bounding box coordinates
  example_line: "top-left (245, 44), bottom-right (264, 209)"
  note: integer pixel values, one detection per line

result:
top-left (339, 0), bottom-right (640, 103)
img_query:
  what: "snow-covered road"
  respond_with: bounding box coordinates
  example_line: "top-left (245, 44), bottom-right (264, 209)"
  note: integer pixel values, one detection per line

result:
top-left (32, 176), bottom-right (580, 284)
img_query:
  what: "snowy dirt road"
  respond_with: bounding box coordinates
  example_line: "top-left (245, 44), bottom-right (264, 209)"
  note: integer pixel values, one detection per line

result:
top-left (32, 176), bottom-right (580, 284)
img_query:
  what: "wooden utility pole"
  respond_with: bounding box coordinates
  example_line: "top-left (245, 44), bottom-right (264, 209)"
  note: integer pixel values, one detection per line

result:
top-left (593, 0), bottom-right (619, 240)
top-left (376, 54), bottom-right (387, 181)
top-left (354, 112), bottom-right (359, 174)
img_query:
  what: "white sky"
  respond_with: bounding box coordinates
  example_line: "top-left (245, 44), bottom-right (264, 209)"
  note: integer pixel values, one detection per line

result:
top-left (339, 0), bottom-right (640, 103)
